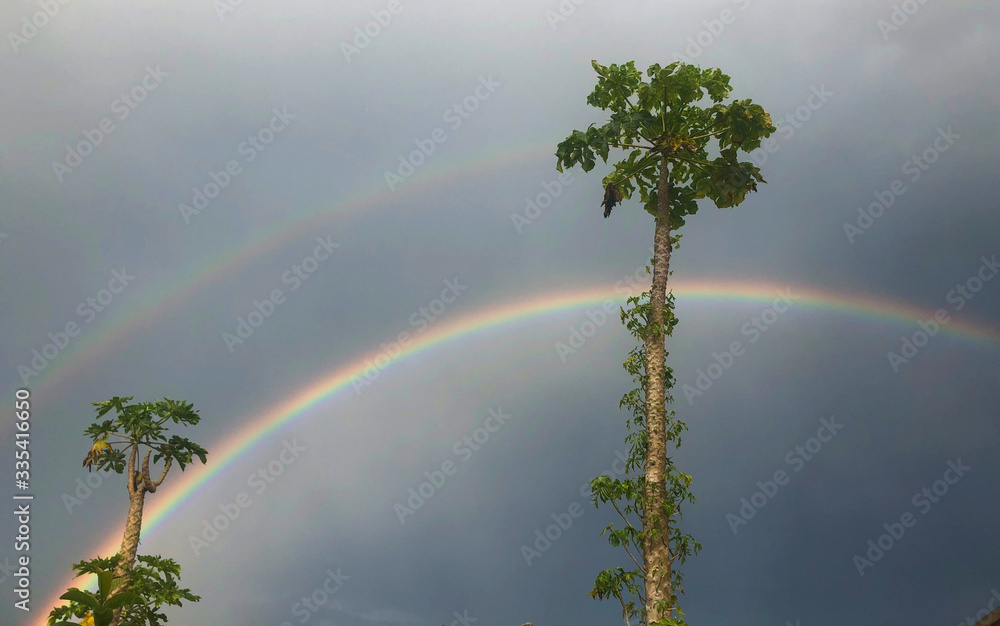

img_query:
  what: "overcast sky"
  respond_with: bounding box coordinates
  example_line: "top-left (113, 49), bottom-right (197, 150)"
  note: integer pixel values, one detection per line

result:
top-left (1, 1), bottom-right (999, 625)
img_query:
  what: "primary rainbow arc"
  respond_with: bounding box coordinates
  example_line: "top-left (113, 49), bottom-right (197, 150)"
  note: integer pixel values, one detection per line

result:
top-left (37, 279), bottom-right (1000, 624)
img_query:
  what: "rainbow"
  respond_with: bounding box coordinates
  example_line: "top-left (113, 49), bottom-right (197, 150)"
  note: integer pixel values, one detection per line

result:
top-left (15, 143), bottom-right (556, 401)
top-left (38, 279), bottom-right (1000, 623)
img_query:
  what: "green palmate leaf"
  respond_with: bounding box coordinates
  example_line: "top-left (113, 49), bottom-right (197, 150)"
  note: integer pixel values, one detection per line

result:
top-left (59, 589), bottom-right (99, 610)
top-left (555, 130), bottom-right (596, 173)
top-left (96, 569), bottom-right (114, 601)
top-left (93, 609), bottom-right (114, 626)
top-left (585, 124), bottom-right (611, 163)
top-left (586, 60), bottom-right (643, 110)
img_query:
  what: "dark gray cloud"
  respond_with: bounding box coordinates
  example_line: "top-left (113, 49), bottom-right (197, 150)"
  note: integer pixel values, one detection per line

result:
top-left (1, 1), bottom-right (998, 625)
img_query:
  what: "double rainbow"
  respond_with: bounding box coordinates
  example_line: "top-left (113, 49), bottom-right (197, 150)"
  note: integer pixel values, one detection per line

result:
top-left (29, 144), bottom-right (1000, 623)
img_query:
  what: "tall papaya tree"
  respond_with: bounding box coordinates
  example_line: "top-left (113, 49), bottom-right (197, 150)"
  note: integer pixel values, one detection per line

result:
top-left (51, 397), bottom-right (208, 626)
top-left (556, 60), bottom-right (775, 625)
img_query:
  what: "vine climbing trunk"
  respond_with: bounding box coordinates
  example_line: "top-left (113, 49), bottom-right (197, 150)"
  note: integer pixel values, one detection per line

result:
top-left (642, 156), bottom-right (674, 626)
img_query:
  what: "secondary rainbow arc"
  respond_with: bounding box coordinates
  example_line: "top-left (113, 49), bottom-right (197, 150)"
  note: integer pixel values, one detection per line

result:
top-left (16, 144), bottom-right (556, 400)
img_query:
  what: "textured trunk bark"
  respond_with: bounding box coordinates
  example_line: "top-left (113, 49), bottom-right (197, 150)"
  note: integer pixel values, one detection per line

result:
top-left (115, 490), bottom-right (145, 578)
top-left (109, 482), bottom-right (145, 626)
top-left (643, 157), bottom-right (674, 626)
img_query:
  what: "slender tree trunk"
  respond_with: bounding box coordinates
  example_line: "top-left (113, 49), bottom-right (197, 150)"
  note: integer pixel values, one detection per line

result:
top-left (109, 472), bottom-right (145, 626)
top-left (114, 490), bottom-right (145, 579)
top-left (643, 157), bottom-right (673, 626)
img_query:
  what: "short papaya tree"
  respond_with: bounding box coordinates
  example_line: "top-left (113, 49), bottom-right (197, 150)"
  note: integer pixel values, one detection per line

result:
top-left (49, 396), bottom-right (207, 626)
